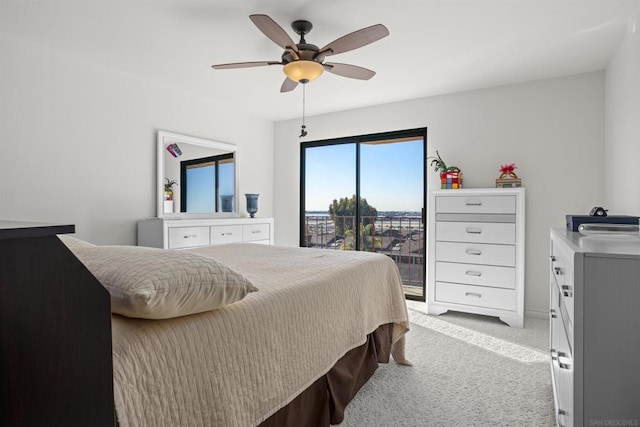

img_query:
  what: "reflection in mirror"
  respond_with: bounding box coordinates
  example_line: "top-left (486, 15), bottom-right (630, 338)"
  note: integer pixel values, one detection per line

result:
top-left (158, 131), bottom-right (238, 218)
top-left (181, 153), bottom-right (234, 212)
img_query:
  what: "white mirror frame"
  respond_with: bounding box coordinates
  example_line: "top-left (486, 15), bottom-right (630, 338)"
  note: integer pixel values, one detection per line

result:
top-left (157, 130), bottom-right (239, 218)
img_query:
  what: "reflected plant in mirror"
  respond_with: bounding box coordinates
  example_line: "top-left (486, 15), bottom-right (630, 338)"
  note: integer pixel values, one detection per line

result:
top-left (163, 178), bottom-right (179, 214)
top-left (157, 131), bottom-right (239, 218)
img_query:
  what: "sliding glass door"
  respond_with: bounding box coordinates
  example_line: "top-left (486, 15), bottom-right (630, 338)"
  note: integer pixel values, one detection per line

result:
top-left (301, 128), bottom-right (427, 300)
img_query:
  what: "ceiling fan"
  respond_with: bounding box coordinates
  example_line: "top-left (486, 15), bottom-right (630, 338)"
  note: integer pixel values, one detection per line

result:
top-left (211, 14), bottom-right (389, 92)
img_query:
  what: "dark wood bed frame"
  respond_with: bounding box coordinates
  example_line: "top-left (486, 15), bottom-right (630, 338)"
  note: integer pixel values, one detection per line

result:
top-left (0, 221), bottom-right (114, 426)
top-left (0, 221), bottom-right (391, 426)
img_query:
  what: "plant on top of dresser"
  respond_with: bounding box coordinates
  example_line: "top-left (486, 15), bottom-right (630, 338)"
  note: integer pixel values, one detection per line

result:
top-left (427, 151), bottom-right (463, 189)
top-left (164, 178), bottom-right (178, 201)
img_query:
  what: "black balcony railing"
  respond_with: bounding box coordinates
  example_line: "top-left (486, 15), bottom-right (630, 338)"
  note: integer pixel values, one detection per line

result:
top-left (303, 215), bottom-right (424, 289)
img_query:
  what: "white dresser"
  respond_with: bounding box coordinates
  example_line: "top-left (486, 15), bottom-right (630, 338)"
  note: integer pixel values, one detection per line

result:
top-left (138, 217), bottom-right (274, 249)
top-left (549, 228), bottom-right (640, 427)
top-left (427, 188), bottom-right (525, 327)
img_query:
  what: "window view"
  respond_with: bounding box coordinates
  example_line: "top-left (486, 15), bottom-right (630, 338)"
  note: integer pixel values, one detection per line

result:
top-left (185, 163), bottom-right (216, 212)
top-left (181, 154), bottom-right (235, 213)
top-left (304, 143), bottom-right (356, 250)
top-left (301, 129), bottom-right (426, 300)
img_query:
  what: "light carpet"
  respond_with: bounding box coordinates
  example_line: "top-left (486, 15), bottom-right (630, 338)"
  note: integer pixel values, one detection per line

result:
top-left (338, 306), bottom-right (555, 426)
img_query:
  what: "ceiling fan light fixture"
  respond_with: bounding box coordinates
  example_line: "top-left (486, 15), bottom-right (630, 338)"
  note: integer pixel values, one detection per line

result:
top-left (283, 60), bottom-right (324, 83)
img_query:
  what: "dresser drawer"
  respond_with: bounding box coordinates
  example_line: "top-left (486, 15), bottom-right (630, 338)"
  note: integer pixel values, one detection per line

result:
top-left (435, 261), bottom-right (516, 289)
top-left (210, 225), bottom-right (243, 245)
top-left (435, 241), bottom-right (515, 267)
top-left (168, 226), bottom-right (210, 249)
top-left (243, 223), bottom-right (270, 242)
top-left (551, 240), bottom-right (574, 327)
top-left (435, 221), bottom-right (516, 245)
top-left (435, 282), bottom-right (516, 311)
top-left (550, 308), bottom-right (574, 427)
top-left (435, 195), bottom-right (515, 214)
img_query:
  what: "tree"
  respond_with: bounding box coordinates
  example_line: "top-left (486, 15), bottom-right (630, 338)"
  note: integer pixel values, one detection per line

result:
top-left (342, 223), bottom-right (381, 251)
top-left (328, 195), bottom-right (378, 237)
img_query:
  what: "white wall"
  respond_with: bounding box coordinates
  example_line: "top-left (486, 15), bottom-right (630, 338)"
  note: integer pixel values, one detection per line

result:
top-left (0, 34), bottom-right (274, 245)
top-left (274, 72), bottom-right (606, 316)
top-left (606, 6), bottom-right (640, 213)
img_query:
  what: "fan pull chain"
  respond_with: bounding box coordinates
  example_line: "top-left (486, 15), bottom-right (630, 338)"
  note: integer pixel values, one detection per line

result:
top-left (299, 83), bottom-right (308, 138)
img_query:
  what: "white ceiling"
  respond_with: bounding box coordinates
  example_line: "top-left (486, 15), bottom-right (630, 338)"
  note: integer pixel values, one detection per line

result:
top-left (2, 0), bottom-right (637, 121)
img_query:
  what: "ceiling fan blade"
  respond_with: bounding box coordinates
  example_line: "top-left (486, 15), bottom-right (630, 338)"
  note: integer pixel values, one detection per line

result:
top-left (250, 14), bottom-right (298, 52)
top-left (323, 62), bottom-right (376, 80)
top-left (319, 24), bottom-right (389, 57)
top-left (212, 61), bottom-right (280, 70)
top-left (280, 78), bottom-right (299, 93)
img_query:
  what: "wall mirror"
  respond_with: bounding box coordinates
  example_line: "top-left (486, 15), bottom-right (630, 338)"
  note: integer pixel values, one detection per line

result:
top-left (157, 130), bottom-right (238, 218)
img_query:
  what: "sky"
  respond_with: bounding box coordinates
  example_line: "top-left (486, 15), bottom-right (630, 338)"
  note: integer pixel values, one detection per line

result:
top-left (304, 138), bottom-right (424, 212)
top-left (186, 162), bottom-right (234, 212)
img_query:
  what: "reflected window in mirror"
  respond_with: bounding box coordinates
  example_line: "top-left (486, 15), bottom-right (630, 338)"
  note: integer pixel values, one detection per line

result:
top-left (181, 153), bottom-right (235, 213)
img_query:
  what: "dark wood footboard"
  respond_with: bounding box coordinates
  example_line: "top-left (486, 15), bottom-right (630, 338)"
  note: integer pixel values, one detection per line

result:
top-left (0, 221), bottom-right (114, 426)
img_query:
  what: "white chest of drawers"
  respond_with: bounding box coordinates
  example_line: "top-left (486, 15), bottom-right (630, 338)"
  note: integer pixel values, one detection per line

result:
top-left (137, 217), bottom-right (274, 249)
top-left (549, 228), bottom-right (640, 427)
top-left (427, 188), bottom-right (525, 327)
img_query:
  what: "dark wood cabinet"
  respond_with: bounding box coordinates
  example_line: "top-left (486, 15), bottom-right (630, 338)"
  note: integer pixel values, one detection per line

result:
top-left (0, 221), bottom-right (114, 426)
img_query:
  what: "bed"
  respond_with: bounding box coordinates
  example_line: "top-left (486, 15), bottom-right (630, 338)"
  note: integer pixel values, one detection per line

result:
top-left (62, 238), bottom-right (410, 426)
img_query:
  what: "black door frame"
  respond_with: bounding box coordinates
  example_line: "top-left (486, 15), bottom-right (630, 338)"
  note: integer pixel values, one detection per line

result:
top-left (300, 127), bottom-right (427, 301)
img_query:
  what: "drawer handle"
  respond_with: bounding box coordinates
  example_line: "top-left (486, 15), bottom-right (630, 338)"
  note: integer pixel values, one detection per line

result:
top-left (557, 409), bottom-right (568, 427)
top-left (221, 232), bottom-right (234, 236)
top-left (465, 200), bottom-right (482, 206)
top-left (561, 285), bottom-right (573, 298)
top-left (252, 230), bottom-right (262, 234)
top-left (550, 309), bottom-right (557, 319)
top-left (550, 255), bottom-right (556, 262)
top-left (465, 270), bottom-right (482, 277)
top-left (465, 228), bottom-right (482, 234)
top-left (465, 249), bottom-right (482, 256)
top-left (557, 352), bottom-right (572, 370)
top-left (550, 348), bottom-right (557, 361)
top-left (465, 292), bottom-right (482, 298)
top-left (183, 235), bottom-right (198, 239)
top-left (554, 267), bottom-right (563, 275)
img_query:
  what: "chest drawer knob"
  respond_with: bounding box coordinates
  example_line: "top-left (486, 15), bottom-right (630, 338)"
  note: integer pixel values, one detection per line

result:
top-left (465, 200), bottom-right (482, 206)
top-left (183, 235), bottom-right (197, 239)
top-left (465, 227), bottom-right (482, 234)
top-left (557, 409), bottom-right (568, 427)
top-left (557, 352), bottom-right (572, 370)
top-left (464, 292), bottom-right (482, 298)
top-left (550, 255), bottom-right (556, 262)
top-left (465, 270), bottom-right (482, 277)
top-left (550, 309), bottom-right (557, 319)
top-left (465, 249), bottom-right (482, 256)
top-left (561, 285), bottom-right (573, 298)
top-left (554, 267), bottom-right (563, 275)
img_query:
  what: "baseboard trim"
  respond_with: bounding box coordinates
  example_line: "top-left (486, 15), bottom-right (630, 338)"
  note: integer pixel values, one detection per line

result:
top-left (524, 308), bottom-right (548, 319)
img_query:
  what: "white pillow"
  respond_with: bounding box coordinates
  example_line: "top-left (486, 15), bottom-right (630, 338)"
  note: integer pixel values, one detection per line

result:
top-left (71, 245), bottom-right (257, 319)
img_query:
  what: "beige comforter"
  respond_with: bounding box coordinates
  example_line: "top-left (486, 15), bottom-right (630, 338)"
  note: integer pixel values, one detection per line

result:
top-left (112, 243), bottom-right (410, 427)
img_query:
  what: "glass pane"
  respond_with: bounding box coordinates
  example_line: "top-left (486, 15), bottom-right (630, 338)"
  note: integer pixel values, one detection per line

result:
top-left (218, 161), bottom-right (235, 212)
top-left (303, 143), bottom-right (356, 251)
top-left (360, 138), bottom-right (425, 299)
top-left (185, 165), bottom-right (216, 212)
